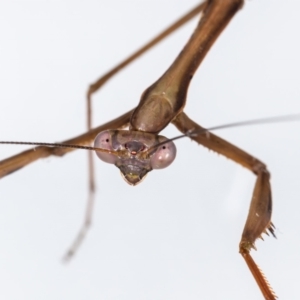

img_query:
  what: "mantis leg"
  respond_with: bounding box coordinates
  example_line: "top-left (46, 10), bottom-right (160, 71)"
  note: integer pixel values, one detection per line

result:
top-left (172, 112), bottom-right (277, 300)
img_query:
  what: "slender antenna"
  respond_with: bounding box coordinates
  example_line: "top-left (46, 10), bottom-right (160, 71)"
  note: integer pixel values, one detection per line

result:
top-left (0, 141), bottom-right (119, 156)
top-left (145, 113), bottom-right (300, 156)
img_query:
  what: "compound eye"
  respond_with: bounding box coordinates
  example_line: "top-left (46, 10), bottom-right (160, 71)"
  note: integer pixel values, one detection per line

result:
top-left (94, 131), bottom-right (118, 164)
top-left (150, 141), bottom-right (176, 169)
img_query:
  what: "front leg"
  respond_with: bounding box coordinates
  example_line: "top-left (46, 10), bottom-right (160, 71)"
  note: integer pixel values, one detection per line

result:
top-left (172, 112), bottom-right (276, 300)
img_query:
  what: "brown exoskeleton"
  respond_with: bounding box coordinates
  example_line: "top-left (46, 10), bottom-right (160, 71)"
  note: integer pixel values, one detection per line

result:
top-left (0, 1), bottom-right (300, 299)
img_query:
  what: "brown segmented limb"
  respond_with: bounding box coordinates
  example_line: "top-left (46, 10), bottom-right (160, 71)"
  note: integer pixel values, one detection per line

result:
top-left (241, 253), bottom-right (277, 300)
top-left (172, 112), bottom-right (276, 300)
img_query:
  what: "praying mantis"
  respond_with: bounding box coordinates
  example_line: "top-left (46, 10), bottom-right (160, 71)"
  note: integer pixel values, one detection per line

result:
top-left (0, 0), bottom-right (300, 299)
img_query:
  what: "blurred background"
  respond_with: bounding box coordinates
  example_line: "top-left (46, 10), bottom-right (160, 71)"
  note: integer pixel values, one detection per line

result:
top-left (0, 0), bottom-right (299, 299)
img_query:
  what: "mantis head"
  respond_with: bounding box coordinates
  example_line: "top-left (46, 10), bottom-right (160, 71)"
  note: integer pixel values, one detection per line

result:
top-left (94, 130), bottom-right (177, 185)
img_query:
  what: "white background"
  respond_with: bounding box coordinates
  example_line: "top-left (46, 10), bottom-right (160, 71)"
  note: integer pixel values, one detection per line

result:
top-left (0, 0), bottom-right (300, 299)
